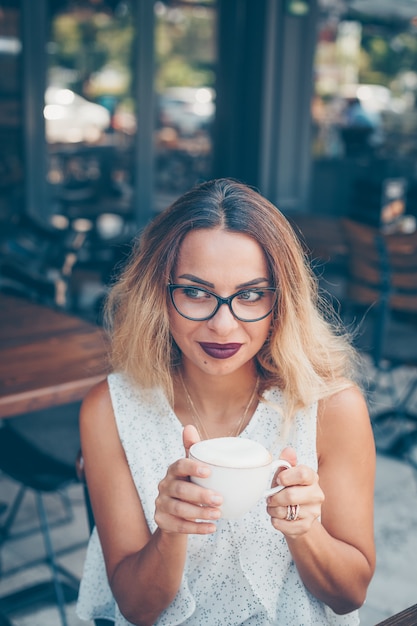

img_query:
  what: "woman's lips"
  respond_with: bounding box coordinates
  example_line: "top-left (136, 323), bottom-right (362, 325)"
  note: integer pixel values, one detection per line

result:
top-left (198, 342), bottom-right (242, 359)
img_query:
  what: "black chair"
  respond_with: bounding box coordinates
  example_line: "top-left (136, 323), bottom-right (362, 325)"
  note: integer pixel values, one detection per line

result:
top-left (342, 218), bottom-right (417, 458)
top-left (0, 213), bottom-right (88, 311)
top-left (0, 403), bottom-right (84, 626)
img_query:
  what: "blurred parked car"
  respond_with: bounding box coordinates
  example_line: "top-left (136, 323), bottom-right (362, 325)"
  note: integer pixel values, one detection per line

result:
top-left (44, 87), bottom-right (111, 143)
top-left (157, 86), bottom-right (215, 137)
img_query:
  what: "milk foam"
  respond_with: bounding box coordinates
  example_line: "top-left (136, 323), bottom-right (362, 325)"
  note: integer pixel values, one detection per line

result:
top-left (191, 437), bottom-right (271, 468)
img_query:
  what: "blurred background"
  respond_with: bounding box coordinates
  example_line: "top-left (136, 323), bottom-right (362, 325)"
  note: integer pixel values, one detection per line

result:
top-left (1, 0), bottom-right (417, 320)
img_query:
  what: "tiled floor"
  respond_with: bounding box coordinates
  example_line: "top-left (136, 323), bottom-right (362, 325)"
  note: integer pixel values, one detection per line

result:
top-left (1, 357), bottom-right (417, 626)
top-left (0, 481), bottom-right (92, 626)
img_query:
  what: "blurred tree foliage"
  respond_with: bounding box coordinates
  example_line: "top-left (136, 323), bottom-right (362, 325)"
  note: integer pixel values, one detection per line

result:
top-left (48, 0), bottom-right (217, 103)
top-left (48, 2), bottom-right (134, 97)
top-left (154, 2), bottom-right (216, 92)
top-left (359, 21), bottom-right (417, 89)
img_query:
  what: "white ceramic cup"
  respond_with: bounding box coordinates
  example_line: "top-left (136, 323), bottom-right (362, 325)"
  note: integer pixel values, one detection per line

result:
top-left (189, 437), bottom-right (291, 520)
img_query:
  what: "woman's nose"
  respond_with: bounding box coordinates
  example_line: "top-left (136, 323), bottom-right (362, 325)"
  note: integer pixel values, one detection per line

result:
top-left (206, 302), bottom-right (240, 333)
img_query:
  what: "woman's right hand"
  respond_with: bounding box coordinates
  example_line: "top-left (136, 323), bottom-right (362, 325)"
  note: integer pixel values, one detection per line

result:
top-left (154, 425), bottom-right (223, 535)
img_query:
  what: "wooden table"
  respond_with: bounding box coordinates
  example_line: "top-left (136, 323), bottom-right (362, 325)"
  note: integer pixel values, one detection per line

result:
top-left (0, 294), bottom-right (109, 419)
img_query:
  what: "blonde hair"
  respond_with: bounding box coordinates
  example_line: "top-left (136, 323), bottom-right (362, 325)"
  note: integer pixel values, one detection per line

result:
top-left (105, 178), bottom-right (358, 419)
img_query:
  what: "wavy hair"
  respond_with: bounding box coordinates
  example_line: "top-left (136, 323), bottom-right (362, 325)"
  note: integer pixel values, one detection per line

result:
top-left (104, 178), bottom-right (358, 419)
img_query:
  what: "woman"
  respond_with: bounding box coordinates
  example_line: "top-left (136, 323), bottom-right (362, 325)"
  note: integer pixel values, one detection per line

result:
top-left (77, 178), bottom-right (375, 625)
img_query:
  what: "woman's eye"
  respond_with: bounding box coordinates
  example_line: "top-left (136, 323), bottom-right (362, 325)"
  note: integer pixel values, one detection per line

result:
top-left (238, 290), bottom-right (262, 303)
top-left (182, 287), bottom-right (208, 300)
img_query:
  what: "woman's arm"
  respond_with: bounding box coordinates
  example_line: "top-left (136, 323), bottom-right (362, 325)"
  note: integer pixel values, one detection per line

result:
top-left (267, 385), bottom-right (376, 614)
top-left (80, 381), bottom-right (222, 626)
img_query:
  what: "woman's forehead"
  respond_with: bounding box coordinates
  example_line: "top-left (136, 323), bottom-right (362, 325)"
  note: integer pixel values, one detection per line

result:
top-left (180, 228), bottom-right (264, 256)
top-left (175, 229), bottom-right (270, 282)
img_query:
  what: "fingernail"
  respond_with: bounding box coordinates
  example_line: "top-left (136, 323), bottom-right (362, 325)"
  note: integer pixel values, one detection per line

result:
top-left (197, 466), bottom-right (210, 477)
top-left (210, 494), bottom-right (223, 505)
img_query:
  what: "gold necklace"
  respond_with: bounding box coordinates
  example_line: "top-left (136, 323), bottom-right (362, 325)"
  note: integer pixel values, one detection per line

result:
top-left (179, 374), bottom-right (259, 440)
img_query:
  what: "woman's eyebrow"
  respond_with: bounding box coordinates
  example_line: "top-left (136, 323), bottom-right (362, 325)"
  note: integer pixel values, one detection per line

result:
top-left (177, 274), bottom-right (214, 287)
top-left (177, 274), bottom-right (270, 289)
top-left (236, 277), bottom-right (270, 288)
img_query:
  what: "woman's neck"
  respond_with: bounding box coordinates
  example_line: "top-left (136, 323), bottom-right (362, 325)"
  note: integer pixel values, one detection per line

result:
top-left (174, 366), bottom-right (259, 439)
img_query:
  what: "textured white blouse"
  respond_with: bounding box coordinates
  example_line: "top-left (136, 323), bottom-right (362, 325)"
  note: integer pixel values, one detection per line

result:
top-left (76, 372), bottom-right (359, 625)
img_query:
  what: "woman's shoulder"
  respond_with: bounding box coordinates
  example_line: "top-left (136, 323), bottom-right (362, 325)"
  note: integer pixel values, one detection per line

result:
top-left (318, 383), bottom-right (368, 422)
top-left (79, 378), bottom-right (112, 430)
top-left (79, 372), bottom-right (144, 429)
top-left (317, 384), bottom-right (373, 459)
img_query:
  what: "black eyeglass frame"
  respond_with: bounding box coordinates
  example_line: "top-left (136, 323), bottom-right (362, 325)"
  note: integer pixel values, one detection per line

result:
top-left (167, 283), bottom-right (278, 322)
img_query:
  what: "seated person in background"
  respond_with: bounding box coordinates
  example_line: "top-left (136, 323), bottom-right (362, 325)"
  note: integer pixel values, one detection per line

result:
top-left (340, 96), bottom-right (383, 155)
top-left (77, 178), bottom-right (376, 626)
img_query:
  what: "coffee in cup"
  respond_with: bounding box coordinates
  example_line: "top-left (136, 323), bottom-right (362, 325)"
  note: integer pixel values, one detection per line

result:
top-left (189, 437), bottom-right (291, 519)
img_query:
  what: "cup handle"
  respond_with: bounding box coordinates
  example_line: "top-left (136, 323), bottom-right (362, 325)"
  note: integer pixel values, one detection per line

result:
top-left (264, 459), bottom-right (291, 498)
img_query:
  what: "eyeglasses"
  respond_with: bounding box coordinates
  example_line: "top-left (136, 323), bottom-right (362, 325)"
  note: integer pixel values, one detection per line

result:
top-left (168, 284), bottom-right (277, 322)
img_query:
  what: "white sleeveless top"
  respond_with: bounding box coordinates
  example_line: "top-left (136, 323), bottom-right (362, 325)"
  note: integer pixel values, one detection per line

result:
top-left (77, 372), bottom-right (359, 626)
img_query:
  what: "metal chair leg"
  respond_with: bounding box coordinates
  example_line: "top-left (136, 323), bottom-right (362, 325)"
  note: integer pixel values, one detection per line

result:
top-left (35, 493), bottom-right (69, 626)
top-left (0, 484), bottom-right (26, 542)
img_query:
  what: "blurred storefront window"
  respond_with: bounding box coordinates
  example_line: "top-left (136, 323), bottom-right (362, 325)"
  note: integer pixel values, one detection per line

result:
top-left (310, 0), bottom-right (417, 228)
top-left (153, 0), bottom-right (217, 211)
top-left (45, 0), bottom-right (217, 224)
top-left (46, 0), bottom-right (136, 225)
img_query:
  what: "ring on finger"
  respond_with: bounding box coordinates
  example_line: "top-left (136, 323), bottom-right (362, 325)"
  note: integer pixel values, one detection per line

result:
top-left (286, 504), bottom-right (300, 521)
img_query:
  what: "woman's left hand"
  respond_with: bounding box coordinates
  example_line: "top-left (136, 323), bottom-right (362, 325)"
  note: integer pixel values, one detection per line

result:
top-left (266, 447), bottom-right (324, 536)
